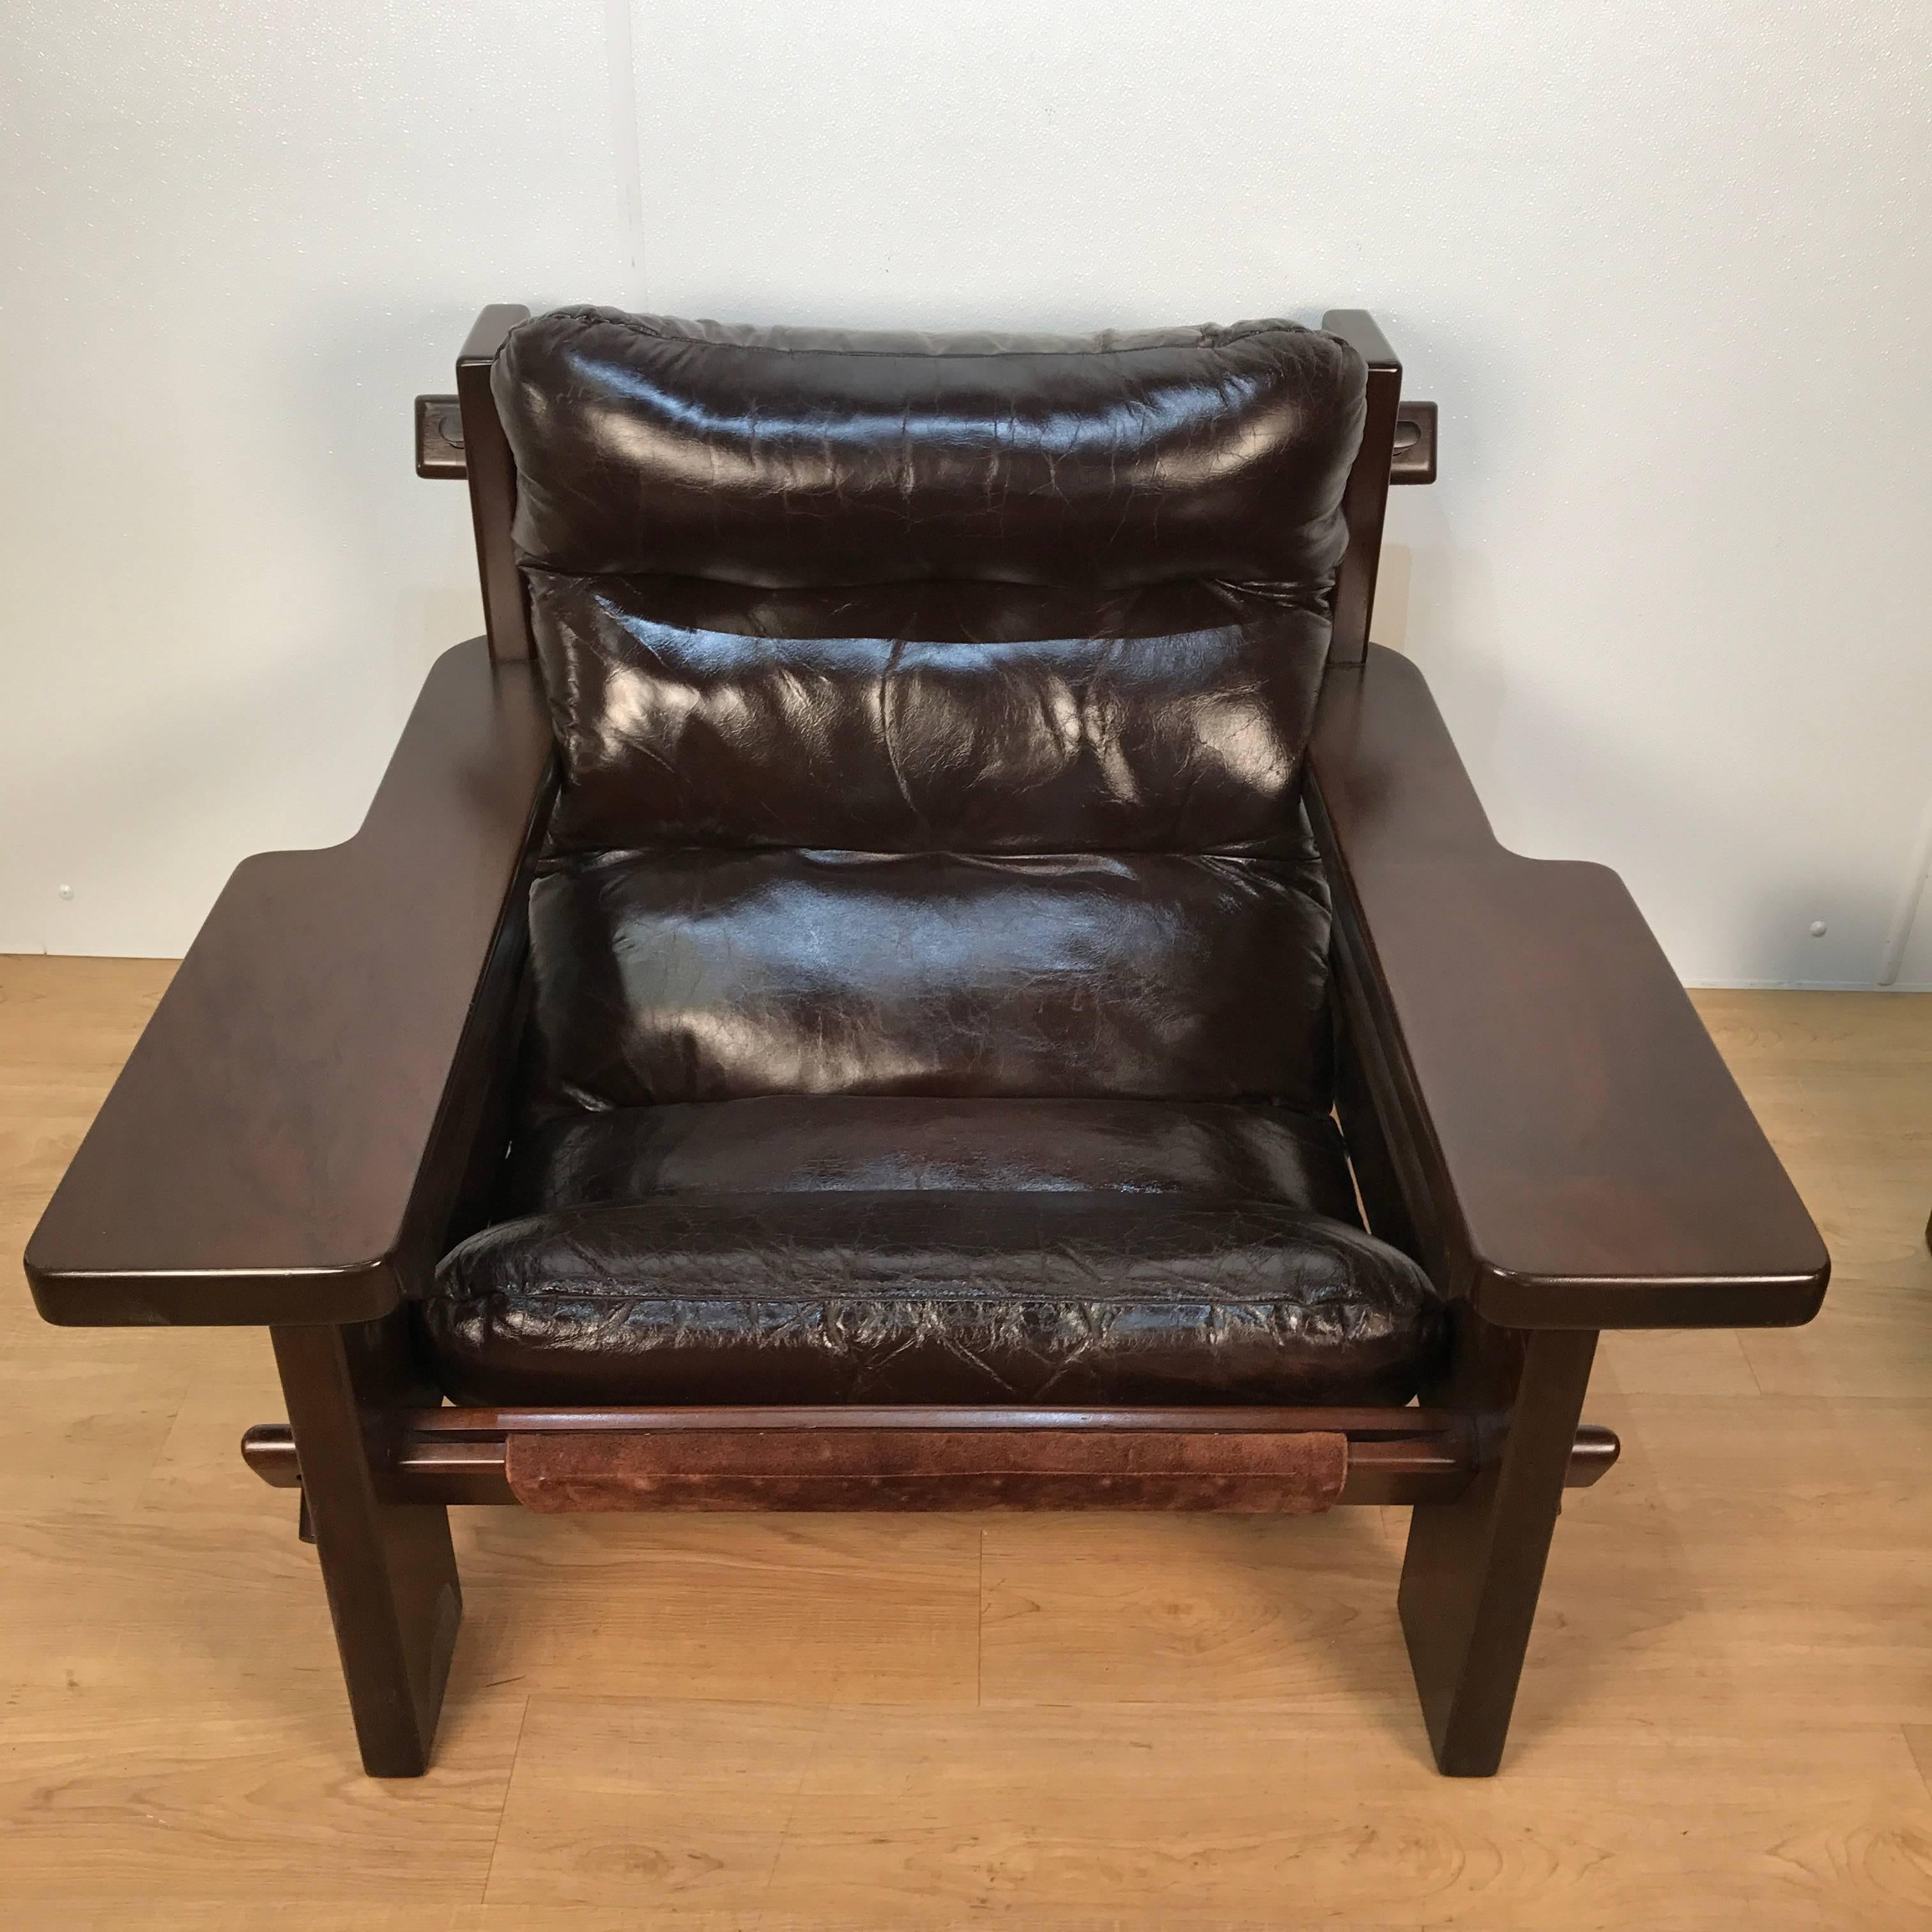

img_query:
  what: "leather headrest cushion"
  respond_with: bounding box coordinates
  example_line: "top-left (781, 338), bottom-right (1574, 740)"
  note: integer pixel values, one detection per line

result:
top-left (493, 307), bottom-right (1367, 590)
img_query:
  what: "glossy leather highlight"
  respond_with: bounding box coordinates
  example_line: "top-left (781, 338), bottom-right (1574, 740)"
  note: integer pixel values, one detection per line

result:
top-left (526, 847), bottom-right (1332, 1112)
top-left (429, 1192), bottom-right (1442, 1407)
top-left (503, 1095), bottom-right (1363, 1226)
top-left (530, 574), bottom-right (1330, 856)
top-left (422, 306), bottom-right (1434, 1414)
top-left (494, 309), bottom-right (1367, 588)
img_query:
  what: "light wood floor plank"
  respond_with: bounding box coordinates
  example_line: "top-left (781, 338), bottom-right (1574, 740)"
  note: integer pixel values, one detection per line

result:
top-left (484, 1693), bottom-right (1932, 1929)
top-left (0, 1687), bottom-right (523, 1903)
top-left (451, 1508), bottom-right (984, 1709)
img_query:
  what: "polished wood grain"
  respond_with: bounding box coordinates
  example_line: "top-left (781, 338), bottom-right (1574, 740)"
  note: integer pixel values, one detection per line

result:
top-left (22, 642), bottom-right (555, 1327)
top-left (399, 1402), bottom-right (1478, 1434)
top-left (1321, 308), bottom-right (1403, 668)
top-left (3, 959), bottom-right (1929, 1924)
top-left (1401, 1324), bottom-right (1598, 1772)
top-left (1310, 642), bottom-right (1827, 1770)
top-left (271, 1319), bottom-right (461, 1775)
top-left (1310, 645), bottom-right (1831, 1328)
top-left (240, 1413), bottom-right (1620, 1506)
top-left (456, 304), bottom-right (534, 665)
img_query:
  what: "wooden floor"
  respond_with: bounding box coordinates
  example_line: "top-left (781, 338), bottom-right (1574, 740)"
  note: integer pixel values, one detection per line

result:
top-left (2, 955), bottom-right (1929, 1929)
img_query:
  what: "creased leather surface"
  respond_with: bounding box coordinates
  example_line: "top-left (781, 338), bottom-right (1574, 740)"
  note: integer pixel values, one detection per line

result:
top-left (529, 574), bottom-right (1329, 856)
top-left (493, 309), bottom-right (1367, 588)
top-left (503, 1096), bottom-right (1362, 1227)
top-left (429, 1192), bottom-right (1442, 1407)
top-left (526, 847), bottom-right (1332, 1112)
top-left (419, 306), bottom-right (1436, 1414)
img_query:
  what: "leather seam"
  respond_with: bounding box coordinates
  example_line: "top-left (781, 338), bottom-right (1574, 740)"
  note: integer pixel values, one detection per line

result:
top-left (542, 311), bottom-right (1326, 360)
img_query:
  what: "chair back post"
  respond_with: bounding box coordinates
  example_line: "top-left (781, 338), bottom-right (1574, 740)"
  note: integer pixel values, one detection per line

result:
top-left (1322, 309), bottom-right (1402, 668)
top-left (456, 304), bottom-right (534, 663)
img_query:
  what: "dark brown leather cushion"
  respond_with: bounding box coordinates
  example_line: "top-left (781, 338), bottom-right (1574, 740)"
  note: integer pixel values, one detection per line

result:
top-left (526, 846), bottom-right (1331, 1112)
top-left (493, 309), bottom-right (1366, 588)
top-left (428, 308), bottom-right (1431, 1412)
top-left (530, 575), bottom-right (1329, 857)
top-left (503, 308), bottom-right (1358, 1120)
top-left (502, 1096), bottom-right (1363, 1225)
top-left (427, 1190), bottom-right (1443, 1407)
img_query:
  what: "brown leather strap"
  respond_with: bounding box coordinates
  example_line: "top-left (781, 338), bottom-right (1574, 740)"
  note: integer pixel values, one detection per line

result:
top-left (504, 1427), bottom-right (1348, 1514)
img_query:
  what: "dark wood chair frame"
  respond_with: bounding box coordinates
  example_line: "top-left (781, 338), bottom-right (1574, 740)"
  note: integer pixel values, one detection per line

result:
top-left (26, 307), bottom-right (1829, 1779)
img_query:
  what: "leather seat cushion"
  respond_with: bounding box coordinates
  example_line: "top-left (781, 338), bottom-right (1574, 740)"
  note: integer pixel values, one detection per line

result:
top-left (427, 1192), bottom-right (1441, 1407)
top-left (425, 1098), bottom-right (1444, 1407)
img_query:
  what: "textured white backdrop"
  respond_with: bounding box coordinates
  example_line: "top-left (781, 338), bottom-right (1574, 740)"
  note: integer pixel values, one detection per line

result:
top-left (4, 1), bottom-right (1929, 984)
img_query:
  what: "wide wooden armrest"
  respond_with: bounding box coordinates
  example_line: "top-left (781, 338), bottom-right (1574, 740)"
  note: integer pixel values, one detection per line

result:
top-left (1308, 645), bottom-right (1829, 1330)
top-left (26, 640), bottom-right (557, 1328)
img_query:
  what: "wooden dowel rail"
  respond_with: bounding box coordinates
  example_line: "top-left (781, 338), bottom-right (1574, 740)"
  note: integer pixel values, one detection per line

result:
top-left (242, 1407), bottom-right (1620, 1511)
top-left (406, 1404), bottom-right (1467, 1438)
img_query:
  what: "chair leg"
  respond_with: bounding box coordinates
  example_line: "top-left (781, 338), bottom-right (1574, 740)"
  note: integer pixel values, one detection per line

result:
top-left (272, 1321), bottom-right (461, 1777)
top-left (1399, 1323), bottom-right (1597, 1776)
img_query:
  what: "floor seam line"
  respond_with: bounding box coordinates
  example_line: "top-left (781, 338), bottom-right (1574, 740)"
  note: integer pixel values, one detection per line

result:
top-left (750, 1701), bottom-right (831, 1931)
top-left (478, 1687), bottom-right (534, 1906)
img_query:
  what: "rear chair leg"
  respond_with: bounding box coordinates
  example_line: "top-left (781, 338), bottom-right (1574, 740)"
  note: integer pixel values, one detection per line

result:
top-left (1399, 1324), bottom-right (1598, 1775)
top-left (272, 1321), bottom-right (461, 1777)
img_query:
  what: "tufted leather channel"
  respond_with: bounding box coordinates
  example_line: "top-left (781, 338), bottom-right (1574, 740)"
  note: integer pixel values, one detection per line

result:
top-left (526, 845), bottom-right (1335, 1113)
top-left (528, 575), bottom-right (1330, 857)
top-left (500, 1097), bottom-right (1365, 1225)
top-left (428, 307), bottom-right (1445, 1409)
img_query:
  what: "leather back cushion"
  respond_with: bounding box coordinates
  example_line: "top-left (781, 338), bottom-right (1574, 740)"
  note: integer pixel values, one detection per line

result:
top-left (530, 844), bottom-right (1332, 1112)
top-left (533, 575), bottom-right (1328, 856)
top-left (500, 310), bottom-right (1365, 1115)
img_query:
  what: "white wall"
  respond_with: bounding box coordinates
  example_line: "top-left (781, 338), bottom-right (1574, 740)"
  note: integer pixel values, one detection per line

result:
top-left (4, 1), bottom-right (1929, 984)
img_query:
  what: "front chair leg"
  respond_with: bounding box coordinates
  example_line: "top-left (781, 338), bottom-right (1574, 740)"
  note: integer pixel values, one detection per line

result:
top-left (1399, 1323), bottom-right (1598, 1775)
top-left (271, 1320), bottom-right (461, 1777)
